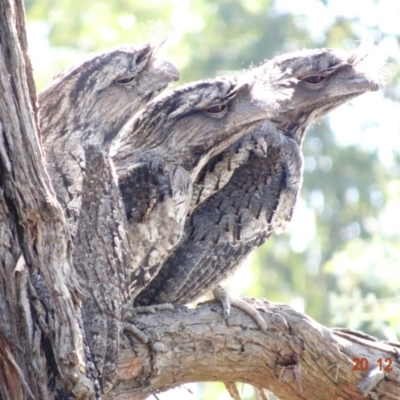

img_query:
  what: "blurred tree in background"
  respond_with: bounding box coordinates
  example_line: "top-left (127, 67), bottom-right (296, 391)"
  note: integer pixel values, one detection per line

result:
top-left (24, 0), bottom-right (400, 398)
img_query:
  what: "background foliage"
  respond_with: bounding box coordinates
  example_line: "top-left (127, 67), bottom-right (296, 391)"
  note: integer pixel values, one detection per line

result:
top-left (25, 0), bottom-right (400, 398)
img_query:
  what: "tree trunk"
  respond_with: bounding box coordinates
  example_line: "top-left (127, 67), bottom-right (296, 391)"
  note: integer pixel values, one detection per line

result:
top-left (0, 1), bottom-right (399, 399)
top-left (0, 0), bottom-right (92, 398)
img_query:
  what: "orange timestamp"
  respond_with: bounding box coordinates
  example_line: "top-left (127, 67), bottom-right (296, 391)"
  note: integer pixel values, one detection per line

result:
top-left (352, 357), bottom-right (393, 372)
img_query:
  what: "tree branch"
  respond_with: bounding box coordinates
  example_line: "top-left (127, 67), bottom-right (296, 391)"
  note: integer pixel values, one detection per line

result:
top-left (107, 299), bottom-right (400, 400)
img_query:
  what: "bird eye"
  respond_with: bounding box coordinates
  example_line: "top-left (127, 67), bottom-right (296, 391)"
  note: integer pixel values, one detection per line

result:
top-left (206, 104), bottom-right (227, 114)
top-left (303, 75), bottom-right (325, 84)
top-left (116, 76), bottom-right (136, 84)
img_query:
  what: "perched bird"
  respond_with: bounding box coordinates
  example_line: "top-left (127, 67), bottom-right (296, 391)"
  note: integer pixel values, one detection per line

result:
top-left (39, 44), bottom-right (179, 393)
top-left (40, 43), bottom-right (179, 236)
top-left (113, 75), bottom-right (277, 301)
top-left (135, 47), bottom-right (380, 309)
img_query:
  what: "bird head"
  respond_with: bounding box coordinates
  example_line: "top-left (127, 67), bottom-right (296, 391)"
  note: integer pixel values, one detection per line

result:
top-left (254, 46), bottom-right (381, 144)
top-left (114, 75), bottom-right (277, 178)
top-left (39, 43), bottom-right (179, 147)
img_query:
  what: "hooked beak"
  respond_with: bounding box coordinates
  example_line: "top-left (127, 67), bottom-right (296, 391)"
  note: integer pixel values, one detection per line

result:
top-left (141, 58), bottom-right (180, 100)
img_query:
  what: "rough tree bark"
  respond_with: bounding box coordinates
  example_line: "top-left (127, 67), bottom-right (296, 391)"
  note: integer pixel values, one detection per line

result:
top-left (0, 0), bottom-right (94, 398)
top-left (108, 300), bottom-right (400, 400)
top-left (0, 1), bottom-right (399, 399)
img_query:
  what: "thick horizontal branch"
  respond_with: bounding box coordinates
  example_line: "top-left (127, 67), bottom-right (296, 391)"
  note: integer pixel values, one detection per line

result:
top-left (106, 299), bottom-right (400, 400)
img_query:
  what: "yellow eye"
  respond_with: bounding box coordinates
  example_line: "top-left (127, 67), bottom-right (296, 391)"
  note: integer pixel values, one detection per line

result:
top-left (303, 75), bottom-right (325, 84)
top-left (206, 104), bottom-right (227, 114)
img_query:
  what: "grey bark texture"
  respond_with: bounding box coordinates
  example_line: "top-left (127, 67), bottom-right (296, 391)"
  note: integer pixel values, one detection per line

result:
top-left (0, 0), bottom-right (92, 398)
top-left (1, 1), bottom-right (399, 400)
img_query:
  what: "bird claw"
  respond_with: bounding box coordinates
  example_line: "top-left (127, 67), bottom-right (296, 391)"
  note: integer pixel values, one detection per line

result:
top-left (212, 285), bottom-right (231, 317)
top-left (123, 321), bottom-right (151, 344)
top-left (123, 303), bottom-right (176, 344)
top-left (212, 285), bottom-right (268, 332)
top-left (124, 302), bottom-right (175, 319)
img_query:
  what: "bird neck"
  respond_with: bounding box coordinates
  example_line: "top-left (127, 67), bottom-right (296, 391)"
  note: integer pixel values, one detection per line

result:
top-left (271, 111), bottom-right (312, 146)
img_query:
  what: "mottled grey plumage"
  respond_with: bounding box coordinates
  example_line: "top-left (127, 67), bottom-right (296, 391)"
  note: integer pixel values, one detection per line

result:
top-left (39, 44), bottom-right (179, 392)
top-left (40, 44), bottom-right (179, 236)
top-left (113, 75), bottom-right (276, 300)
top-left (135, 47), bottom-right (380, 307)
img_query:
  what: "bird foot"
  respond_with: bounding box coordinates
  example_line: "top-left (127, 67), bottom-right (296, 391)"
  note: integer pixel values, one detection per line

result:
top-left (123, 303), bottom-right (175, 344)
top-left (212, 285), bottom-right (231, 317)
top-left (212, 285), bottom-right (268, 332)
top-left (123, 321), bottom-right (151, 344)
top-left (125, 303), bottom-right (175, 316)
